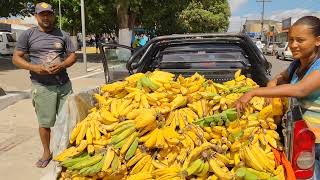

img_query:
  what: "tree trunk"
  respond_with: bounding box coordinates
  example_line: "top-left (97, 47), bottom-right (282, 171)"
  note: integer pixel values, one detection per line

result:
top-left (117, 0), bottom-right (131, 46)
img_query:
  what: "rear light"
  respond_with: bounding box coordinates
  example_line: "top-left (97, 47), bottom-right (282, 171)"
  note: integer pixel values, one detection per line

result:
top-left (296, 151), bottom-right (315, 169)
top-left (292, 120), bottom-right (316, 179)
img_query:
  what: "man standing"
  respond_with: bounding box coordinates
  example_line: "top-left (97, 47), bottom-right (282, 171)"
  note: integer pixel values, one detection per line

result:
top-left (12, 2), bottom-right (77, 168)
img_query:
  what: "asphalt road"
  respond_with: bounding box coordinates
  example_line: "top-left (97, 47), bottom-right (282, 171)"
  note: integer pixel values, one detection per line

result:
top-left (265, 55), bottom-right (292, 78)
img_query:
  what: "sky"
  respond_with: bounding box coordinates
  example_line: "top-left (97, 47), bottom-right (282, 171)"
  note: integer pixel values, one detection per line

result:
top-left (228, 0), bottom-right (320, 32)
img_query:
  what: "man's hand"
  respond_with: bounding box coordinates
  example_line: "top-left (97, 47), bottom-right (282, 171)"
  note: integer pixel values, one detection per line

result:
top-left (31, 64), bottom-right (50, 75)
top-left (48, 62), bottom-right (65, 74)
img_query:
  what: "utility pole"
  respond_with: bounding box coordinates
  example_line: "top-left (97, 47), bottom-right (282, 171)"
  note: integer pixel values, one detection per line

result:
top-left (58, 0), bottom-right (62, 29)
top-left (256, 0), bottom-right (271, 41)
top-left (240, 16), bottom-right (248, 33)
top-left (81, 0), bottom-right (87, 72)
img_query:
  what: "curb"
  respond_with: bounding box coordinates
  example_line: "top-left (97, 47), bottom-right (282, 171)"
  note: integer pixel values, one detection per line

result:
top-left (0, 91), bottom-right (31, 111)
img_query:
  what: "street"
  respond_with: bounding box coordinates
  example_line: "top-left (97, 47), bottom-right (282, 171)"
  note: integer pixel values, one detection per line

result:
top-left (266, 55), bottom-right (292, 78)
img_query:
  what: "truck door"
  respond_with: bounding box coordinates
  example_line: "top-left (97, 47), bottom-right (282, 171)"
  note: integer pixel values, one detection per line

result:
top-left (99, 43), bottom-right (135, 83)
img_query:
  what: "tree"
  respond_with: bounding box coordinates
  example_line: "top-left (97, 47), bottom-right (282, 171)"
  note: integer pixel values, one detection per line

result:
top-left (179, 0), bottom-right (230, 33)
top-left (2, 0), bottom-right (231, 41)
top-left (0, 0), bottom-right (33, 17)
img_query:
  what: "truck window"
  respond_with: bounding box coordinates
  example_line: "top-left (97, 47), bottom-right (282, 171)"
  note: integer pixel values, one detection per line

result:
top-left (157, 44), bottom-right (250, 70)
top-left (0, 35), bottom-right (3, 42)
top-left (6, 34), bottom-right (15, 42)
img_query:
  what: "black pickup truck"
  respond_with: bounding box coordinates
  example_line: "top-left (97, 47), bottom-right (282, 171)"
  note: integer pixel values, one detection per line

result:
top-left (99, 33), bottom-right (316, 179)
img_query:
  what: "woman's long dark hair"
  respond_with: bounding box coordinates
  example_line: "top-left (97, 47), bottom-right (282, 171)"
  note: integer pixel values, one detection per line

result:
top-left (292, 16), bottom-right (320, 37)
top-left (292, 16), bottom-right (320, 55)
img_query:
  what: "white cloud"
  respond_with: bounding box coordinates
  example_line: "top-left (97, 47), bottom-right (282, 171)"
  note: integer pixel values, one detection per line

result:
top-left (228, 16), bottom-right (241, 32)
top-left (268, 8), bottom-right (317, 21)
top-left (228, 8), bottom-right (320, 32)
top-left (228, 0), bottom-right (249, 13)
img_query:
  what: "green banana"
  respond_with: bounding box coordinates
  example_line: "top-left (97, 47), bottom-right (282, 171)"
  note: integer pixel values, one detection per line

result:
top-left (111, 154), bottom-right (120, 172)
top-left (225, 108), bottom-right (237, 121)
top-left (61, 152), bottom-right (90, 168)
top-left (125, 137), bottom-right (139, 160)
top-left (111, 126), bottom-right (136, 144)
top-left (185, 159), bottom-right (203, 176)
top-left (140, 76), bottom-right (159, 91)
top-left (114, 138), bottom-right (127, 149)
top-left (69, 154), bottom-right (103, 170)
top-left (111, 123), bottom-right (134, 136)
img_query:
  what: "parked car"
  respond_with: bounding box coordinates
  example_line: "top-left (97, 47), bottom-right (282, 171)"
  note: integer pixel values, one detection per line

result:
top-left (0, 32), bottom-right (16, 55)
top-left (275, 42), bottom-right (293, 60)
top-left (262, 42), bottom-right (282, 55)
top-left (99, 33), bottom-right (316, 179)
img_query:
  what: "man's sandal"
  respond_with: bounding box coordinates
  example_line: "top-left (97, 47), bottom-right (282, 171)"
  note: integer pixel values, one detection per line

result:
top-left (35, 155), bottom-right (52, 168)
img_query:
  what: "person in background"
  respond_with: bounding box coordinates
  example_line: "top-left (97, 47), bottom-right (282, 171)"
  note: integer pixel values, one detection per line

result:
top-left (138, 33), bottom-right (148, 47)
top-left (236, 16), bottom-right (320, 179)
top-left (12, 2), bottom-right (77, 168)
top-left (95, 34), bottom-right (100, 53)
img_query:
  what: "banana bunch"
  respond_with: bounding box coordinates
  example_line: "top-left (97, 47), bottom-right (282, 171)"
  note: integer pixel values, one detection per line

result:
top-left (240, 144), bottom-right (276, 173)
top-left (195, 108), bottom-right (238, 127)
top-left (56, 70), bottom-right (288, 180)
top-left (165, 108), bottom-right (198, 130)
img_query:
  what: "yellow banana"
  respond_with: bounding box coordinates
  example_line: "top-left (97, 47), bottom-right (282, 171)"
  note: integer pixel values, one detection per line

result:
top-left (242, 146), bottom-right (264, 171)
top-left (102, 147), bottom-right (115, 171)
top-left (69, 121), bottom-right (84, 144)
top-left (76, 121), bottom-right (88, 145)
top-left (208, 159), bottom-right (233, 180)
top-left (130, 155), bottom-right (152, 175)
top-left (120, 132), bottom-right (138, 155)
top-left (76, 140), bottom-right (88, 152)
top-left (183, 142), bottom-right (213, 168)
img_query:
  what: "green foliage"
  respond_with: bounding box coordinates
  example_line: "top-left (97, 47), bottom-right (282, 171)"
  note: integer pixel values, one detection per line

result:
top-left (2, 0), bottom-right (230, 35)
top-left (179, 0), bottom-right (230, 33)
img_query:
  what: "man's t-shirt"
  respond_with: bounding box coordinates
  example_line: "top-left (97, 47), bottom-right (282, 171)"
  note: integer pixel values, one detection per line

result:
top-left (15, 27), bottom-right (76, 85)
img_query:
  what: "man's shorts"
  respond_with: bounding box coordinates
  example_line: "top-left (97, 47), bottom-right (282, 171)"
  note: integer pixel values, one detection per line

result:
top-left (31, 81), bottom-right (73, 128)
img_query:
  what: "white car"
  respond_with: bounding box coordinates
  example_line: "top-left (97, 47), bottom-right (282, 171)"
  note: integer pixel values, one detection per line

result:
top-left (275, 42), bottom-right (293, 60)
top-left (0, 32), bottom-right (16, 55)
top-left (255, 40), bottom-right (264, 52)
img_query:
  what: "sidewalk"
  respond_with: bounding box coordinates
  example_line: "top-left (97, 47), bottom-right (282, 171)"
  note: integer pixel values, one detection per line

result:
top-left (0, 53), bottom-right (106, 180)
top-left (0, 76), bottom-right (105, 180)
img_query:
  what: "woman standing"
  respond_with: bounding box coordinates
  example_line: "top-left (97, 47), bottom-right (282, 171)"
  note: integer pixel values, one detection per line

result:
top-left (236, 16), bottom-right (320, 179)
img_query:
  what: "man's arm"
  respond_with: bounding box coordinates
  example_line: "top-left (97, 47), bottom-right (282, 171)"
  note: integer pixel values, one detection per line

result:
top-left (49, 33), bottom-right (77, 74)
top-left (48, 52), bottom-right (76, 74)
top-left (12, 50), bottom-right (49, 74)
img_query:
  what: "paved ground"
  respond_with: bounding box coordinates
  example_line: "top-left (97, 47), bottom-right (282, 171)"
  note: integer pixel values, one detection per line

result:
top-left (0, 54), bottom-right (291, 180)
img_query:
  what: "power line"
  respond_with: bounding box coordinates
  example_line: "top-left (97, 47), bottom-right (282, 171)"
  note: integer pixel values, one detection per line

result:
top-left (256, 0), bottom-right (271, 40)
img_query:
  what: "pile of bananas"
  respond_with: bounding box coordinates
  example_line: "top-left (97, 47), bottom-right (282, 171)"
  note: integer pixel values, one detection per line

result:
top-left (55, 70), bottom-right (287, 180)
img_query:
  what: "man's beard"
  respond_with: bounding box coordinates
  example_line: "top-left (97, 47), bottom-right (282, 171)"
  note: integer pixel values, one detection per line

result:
top-left (40, 22), bottom-right (53, 30)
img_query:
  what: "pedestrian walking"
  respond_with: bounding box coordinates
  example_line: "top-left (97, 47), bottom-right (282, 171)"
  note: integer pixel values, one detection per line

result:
top-left (236, 16), bottom-right (320, 179)
top-left (12, 2), bottom-right (77, 168)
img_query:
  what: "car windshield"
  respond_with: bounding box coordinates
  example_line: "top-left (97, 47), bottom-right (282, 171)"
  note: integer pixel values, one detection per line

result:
top-left (6, 34), bottom-right (15, 42)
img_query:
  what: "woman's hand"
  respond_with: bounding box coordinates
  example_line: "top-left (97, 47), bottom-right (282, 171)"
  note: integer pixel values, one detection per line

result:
top-left (235, 91), bottom-right (254, 114)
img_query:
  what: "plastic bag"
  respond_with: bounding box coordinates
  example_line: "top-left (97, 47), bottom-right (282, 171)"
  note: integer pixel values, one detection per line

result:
top-left (41, 87), bottom-right (99, 180)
